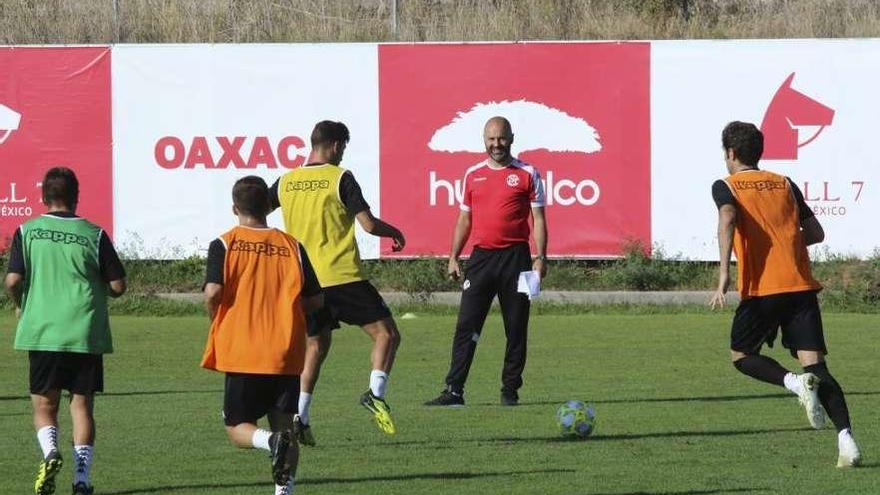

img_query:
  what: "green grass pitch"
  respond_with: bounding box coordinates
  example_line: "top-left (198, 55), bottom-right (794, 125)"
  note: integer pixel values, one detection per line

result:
top-left (1, 312), bottom-right (878, 494)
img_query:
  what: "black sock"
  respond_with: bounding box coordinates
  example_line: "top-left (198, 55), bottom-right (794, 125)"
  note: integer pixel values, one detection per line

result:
top-left (733, 354), bottom-right (788, 387)
top-left (804, 362), bottom-right (852, 432)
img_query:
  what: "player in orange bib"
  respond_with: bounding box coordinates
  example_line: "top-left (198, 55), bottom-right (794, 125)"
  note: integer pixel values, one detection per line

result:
top-left (710, 121), bottom-right (861, 468)
top-left (202, 176), bottom-right (324, 495)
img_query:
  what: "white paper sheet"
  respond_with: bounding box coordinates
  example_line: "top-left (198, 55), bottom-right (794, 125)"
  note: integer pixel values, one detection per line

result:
top-left (517, 270), bottom-right (541, 300)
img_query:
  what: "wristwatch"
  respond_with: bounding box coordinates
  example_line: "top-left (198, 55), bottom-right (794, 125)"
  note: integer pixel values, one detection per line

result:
top-left (535, 255), bottom-right (548, 261)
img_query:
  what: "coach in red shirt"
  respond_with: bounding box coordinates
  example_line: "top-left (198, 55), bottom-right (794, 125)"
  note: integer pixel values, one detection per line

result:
top-left (425, 116), bottom-right (548, 407)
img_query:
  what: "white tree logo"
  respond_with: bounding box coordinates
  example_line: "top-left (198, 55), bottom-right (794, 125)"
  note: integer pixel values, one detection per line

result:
top-left (428, 99), bottom-right (601, 154)
top-left (0, 103), bottom-right (22, 145)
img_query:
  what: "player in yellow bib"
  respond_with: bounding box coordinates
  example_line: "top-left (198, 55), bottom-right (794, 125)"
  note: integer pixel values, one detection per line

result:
top-left (269, 121), bottom-right (405, 442)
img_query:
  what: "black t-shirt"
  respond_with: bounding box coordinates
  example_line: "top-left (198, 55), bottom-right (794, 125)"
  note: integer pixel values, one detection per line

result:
top-left (268, 164), bottom-right (371, 216)
top-left (5, 212), bottom-right (126, 282)
top-left (204, 238), bottom-right (322, 297)
top-left (711, 176), bottom-right (814, 222)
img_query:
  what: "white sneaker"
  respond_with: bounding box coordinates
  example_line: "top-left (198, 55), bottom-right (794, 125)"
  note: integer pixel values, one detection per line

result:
top-left (275, 479), bottom-right (293, 495)
top-left (797, 373), bottom-right (826, 429)
top-left (838, 430), bottom-right (862, 468)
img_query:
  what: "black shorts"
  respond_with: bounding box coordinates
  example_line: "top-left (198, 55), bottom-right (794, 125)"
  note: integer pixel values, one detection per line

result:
top-left (730, 290), bottom-right (827, 358)
top-left (223, 373), bottom-right (300, 426)
top-left (29, 351), bottom-right (104, 395)
top-left (307, 280), bottom-right (392, 336)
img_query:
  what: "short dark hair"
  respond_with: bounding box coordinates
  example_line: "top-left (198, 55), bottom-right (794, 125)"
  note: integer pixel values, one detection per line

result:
top-left (232, 176), bottom-right (270, 217)
top-left (722, 121), bottom-right (763, 167)
top-left (42, 167), bottom-right (79, 208)
top-left (311, 120), bottom-right (350, 147)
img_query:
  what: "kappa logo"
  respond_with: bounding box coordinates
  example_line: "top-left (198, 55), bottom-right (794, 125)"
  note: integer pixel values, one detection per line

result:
top-left (27, 228), bottom-right (91, 247)
top-left (285, 179), bottom-right (331, 192)
top-left (0, 103), bottom-right (22, 145)
top-left (760, 73), bottom-right (834, 160)
top-left (428, 99), bottom-right (602, 206)
top-left (229, 239), bottom-right (291, 257)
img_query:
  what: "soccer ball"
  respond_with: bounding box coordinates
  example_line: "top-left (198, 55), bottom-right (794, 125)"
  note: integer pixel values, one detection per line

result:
top-left (556, 400), bottom-right (596, 439)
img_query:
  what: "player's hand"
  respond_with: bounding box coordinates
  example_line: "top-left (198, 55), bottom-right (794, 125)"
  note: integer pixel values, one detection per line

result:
top-left (532, 257), bottom-right (548, 278)
top-left (391, 231), bottom-right (406, 252)
top-left (447, 258), bottom-right (462, 281)
top-left (14, 307), bottom-right (21, 320)
top-left (709, 274), bottom-right (730, 310)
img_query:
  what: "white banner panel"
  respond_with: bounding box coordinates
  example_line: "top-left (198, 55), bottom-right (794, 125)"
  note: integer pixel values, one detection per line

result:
top-left (112, 44), bottom-right (380, 258)
top-left (652, 39), bottom-right (880, 260)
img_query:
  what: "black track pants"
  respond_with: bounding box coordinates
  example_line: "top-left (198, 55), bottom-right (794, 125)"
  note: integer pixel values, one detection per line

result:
top-left (444, 243), bottom-right (532, 394)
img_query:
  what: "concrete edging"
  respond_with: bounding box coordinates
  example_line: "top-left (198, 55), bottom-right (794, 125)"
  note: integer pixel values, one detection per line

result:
top-left (157, 290), bottom-right (737, 306)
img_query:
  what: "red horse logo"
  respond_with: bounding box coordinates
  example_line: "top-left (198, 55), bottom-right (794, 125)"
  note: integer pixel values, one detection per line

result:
top-left (760, 73), bottom-right (834, 160)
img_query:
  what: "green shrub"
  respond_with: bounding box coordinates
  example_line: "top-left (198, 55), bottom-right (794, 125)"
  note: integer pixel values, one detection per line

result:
top-left (598, 242), bottom-right (718, 291)
top-left (364, 259), bottom-right (458, 302)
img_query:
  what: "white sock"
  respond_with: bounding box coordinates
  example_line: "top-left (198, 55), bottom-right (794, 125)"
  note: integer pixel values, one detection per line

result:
top-left (298, 392), bottom-right (312, 425)
top-left (838, 428), bottom-right (853, 442)
top-left (370, 369), bottom-right (389, 398)
top-left (36, 425), bottom-right (59, 458)
top-left (73, 445), bottom-right (93, 485)
top-left (252, 429), bottom-right (272, 451)
top-left (783, 372), bottom-right (803, 396)
top-left (275, 477), bottom-right (294, 495)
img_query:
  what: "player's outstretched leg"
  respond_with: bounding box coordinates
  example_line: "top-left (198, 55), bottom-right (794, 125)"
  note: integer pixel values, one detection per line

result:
top-left (359, 318), bottom-right (400, 435)
top-left (802, 360), bottom-right (861, 467)
top-left (732, 352), bottom-right (826, 429)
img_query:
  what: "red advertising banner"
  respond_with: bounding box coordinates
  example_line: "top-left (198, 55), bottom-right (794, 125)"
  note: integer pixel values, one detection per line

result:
top-left (378, 42), bottom-right (651, 258)
top-left (0, 47), bottom-right (113, 248)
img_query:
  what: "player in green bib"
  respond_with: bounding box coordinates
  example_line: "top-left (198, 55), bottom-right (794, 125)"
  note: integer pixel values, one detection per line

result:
top-left (270, 121), bottom-right (406, 443)
top-left (5, 168), bottom-right (127, 495)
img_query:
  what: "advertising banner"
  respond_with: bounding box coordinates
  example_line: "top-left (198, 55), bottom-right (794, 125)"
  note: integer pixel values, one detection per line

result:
top-left (0, 47), bottom-right (113, 248)
top-left (4, 41), bottom-right (876, 260)
top-left (112, 44), bottom-right (381, 258)
top-left (652, 40), bottom-right (880, 259)
top-left (378, 42), bottom-right (651, 258)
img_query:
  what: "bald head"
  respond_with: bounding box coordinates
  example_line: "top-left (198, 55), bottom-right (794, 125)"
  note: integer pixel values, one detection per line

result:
top-left (483, 116), bottom-right (513, 139)
top-left (483, 116), bottom-right (514, 166)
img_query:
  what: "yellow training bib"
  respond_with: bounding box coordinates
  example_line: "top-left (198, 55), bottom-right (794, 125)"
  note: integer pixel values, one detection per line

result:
top-left (277, 164), bottom-right (365, 287)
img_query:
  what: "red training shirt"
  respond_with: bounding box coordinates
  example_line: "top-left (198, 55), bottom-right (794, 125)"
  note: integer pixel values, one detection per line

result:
top-left (460, 158), bottom-right (545, 249)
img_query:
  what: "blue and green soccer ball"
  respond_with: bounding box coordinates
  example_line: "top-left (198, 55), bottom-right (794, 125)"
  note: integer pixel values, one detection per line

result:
top-left (556, 400), bottom-right (596, 439)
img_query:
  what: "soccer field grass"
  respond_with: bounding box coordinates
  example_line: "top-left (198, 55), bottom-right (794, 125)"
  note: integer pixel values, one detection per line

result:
top-left (1, 312), bottom-right (878, 494)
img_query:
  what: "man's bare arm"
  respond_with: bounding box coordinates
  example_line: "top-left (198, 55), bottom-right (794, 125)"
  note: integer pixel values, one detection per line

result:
top-left (355, 210), bottom-right (406, 251)
top-left (447, 210), bottom-right (472, 280)
top-left (531, 206), bottom-right (548, 278)
top-left (710, 204), bottom-right (737, 309)
top-left (4, 273), bottom-right (23, 315)
top-left (204, 283), bottom-right (223, 321)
